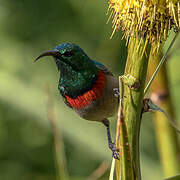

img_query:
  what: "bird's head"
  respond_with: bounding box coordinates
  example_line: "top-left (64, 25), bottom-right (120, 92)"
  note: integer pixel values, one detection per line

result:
top-left (35, 43), bottom-right (99, 97)
top-left (35, 43), bottom-right (98, 74)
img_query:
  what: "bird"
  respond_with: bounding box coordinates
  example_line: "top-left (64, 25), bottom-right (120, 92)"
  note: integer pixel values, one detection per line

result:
top-left (35, 43), bottom-right (120, 159)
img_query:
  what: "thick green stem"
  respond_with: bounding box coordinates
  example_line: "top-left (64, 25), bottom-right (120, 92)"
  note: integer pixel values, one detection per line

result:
top-left (116, 36), bottom-right (150, 179)
top-left (148, 48), bottom-right (180, 178)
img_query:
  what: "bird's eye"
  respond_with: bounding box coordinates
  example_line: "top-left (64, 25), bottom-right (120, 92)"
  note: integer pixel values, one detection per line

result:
top-left (63, 50), bottom-right (75, 57)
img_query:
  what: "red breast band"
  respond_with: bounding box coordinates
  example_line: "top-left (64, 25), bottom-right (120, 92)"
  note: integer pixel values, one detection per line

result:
top-left (65, 71), bottom-right (106, 109)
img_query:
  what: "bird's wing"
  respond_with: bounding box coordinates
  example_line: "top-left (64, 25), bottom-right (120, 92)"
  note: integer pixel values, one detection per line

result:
top-left (93, 60), bottom-right (113, 76)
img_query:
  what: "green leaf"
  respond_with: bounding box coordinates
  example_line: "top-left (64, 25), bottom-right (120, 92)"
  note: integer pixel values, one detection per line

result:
top-left (164, 175), bottom-right (180, 180)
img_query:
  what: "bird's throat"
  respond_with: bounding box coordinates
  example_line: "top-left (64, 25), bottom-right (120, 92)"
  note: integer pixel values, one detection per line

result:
top-left (65, 71), bottom-right (106, 109)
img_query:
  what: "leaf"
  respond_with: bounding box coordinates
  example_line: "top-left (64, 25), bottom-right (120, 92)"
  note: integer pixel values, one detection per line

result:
top-left (164, 175), bottom-right (180, 180)
top-left (146, 99), bottom-right (180, 133)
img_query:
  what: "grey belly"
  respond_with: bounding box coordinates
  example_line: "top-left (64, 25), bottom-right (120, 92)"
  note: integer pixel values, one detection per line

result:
top-left (75, 75), bottom-right (118, 121)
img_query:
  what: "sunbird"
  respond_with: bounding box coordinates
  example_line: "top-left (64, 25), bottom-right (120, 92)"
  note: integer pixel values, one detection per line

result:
top-left (35, 43), bottom-right (120, 159)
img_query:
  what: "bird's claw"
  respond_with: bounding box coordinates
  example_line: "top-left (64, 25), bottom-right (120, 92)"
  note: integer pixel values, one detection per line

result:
top-left (109, 142), bottom-right (120, 160)
top-left (112, 151), bottom-right (120, 160)
top-left (113, 88), bottom-right (120, 98)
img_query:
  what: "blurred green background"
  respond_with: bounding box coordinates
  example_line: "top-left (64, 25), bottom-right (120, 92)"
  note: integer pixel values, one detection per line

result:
top-left (0, 0), bottom-right (180, 179)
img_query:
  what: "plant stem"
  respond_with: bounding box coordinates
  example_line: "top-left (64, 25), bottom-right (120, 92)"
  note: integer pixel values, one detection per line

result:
top-left (116, 36), bottom-right (150, 180)
top-left (116, 76), bottom-right (134, 179)
top-left (144, 32), bottom-right (179, 95)
top-left (46, 85), bottom-right (69, 180)
top-left (148, 48), bottom-right (180, 178)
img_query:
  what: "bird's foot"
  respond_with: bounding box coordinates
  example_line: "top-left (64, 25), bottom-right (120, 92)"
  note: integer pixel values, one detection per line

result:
top-left (113, 88), bottom-right (120, 98)
top-left (102, 119), bottom-right (120, 160)
top-left (109, 142), bottom-right (120, 160)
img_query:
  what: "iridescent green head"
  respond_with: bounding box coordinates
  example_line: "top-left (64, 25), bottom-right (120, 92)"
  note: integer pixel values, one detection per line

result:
top-left (35, 43), bottom-right (98, 98)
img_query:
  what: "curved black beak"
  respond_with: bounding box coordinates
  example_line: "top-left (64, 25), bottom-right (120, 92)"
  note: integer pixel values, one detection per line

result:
top-left (34, 50), bottom-right (61, 62)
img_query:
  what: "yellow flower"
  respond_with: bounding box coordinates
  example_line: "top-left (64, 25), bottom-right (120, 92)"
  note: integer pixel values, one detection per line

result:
top-left (108, 0), bottom-right (180, 50)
